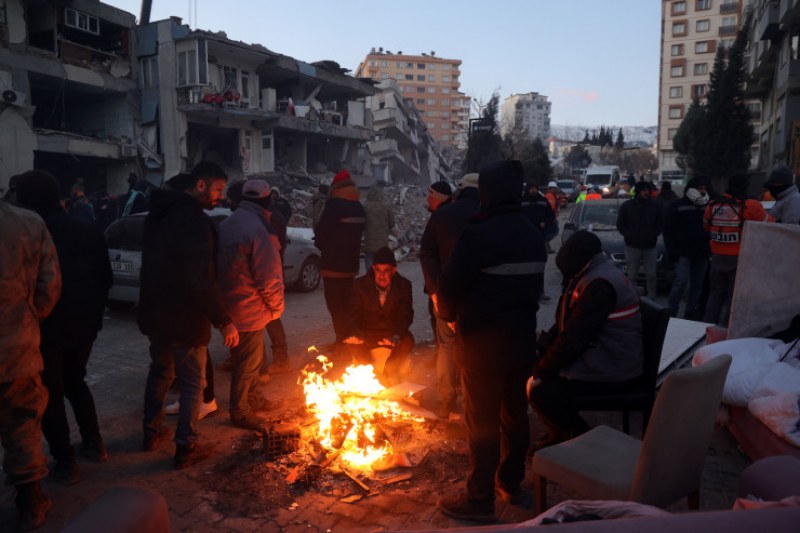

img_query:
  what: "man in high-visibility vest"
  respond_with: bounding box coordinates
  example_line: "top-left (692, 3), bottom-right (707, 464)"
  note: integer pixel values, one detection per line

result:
top-left (703, 173), bottom-right (774, 325)
top-left (575, 185), bottom-right (588, 204)
top-left (585, 186), bottom-right (602, 201)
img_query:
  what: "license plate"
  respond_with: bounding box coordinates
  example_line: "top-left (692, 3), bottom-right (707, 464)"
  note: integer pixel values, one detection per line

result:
top-left (111, 260), bottom-right (132, 272)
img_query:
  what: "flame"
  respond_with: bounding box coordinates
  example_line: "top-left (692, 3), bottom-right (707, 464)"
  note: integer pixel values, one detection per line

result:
top-left (301, 350), bottom-right (421, 470)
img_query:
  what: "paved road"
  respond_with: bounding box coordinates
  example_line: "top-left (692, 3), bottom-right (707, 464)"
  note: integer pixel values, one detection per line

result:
top-left (0, 205), bottom-right (749, 531)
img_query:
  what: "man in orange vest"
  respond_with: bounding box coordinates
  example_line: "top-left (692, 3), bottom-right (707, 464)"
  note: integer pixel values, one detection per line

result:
top-left (703, 173), bottom-right (773, 326)
top-left (585, 186), bottom-right (602, 201)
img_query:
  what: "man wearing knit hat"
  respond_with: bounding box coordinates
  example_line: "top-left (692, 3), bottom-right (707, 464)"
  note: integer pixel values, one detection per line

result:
top-left (427, 181), bottom-right (452, 213)
top-left (529, 230), bottom-right (643, 451)
top-left (314, 169), bottom-right (365, 349)
top-left (437, 160), bottom-right (546, 522)
top-left (216, 179), bottom-right (284, 430)
top-left (343, 247), bottom-right (414, 385)
top-left (419, 173), bottom-right (481, 420)
top-left (764, 165), bottom-right (800, 224)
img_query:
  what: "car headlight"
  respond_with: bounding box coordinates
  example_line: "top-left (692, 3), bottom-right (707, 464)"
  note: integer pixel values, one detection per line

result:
top-left (602, 187), bottom-right (610, 195)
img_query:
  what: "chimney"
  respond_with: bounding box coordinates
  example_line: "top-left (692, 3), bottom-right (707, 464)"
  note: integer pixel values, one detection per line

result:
top-left (379, 47), bottom-right (384, 53)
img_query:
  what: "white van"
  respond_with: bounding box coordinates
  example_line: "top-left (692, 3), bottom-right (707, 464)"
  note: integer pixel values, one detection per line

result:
top-left (584, 166), bottom-right (620, 197)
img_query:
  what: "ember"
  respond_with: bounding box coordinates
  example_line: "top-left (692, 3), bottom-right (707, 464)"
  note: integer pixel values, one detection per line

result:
top-left (300, 350), bottom-right (423, 471)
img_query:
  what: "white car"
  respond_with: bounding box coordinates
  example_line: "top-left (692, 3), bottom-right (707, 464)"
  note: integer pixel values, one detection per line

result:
top-left (105, 210), bottom-right (321, 309)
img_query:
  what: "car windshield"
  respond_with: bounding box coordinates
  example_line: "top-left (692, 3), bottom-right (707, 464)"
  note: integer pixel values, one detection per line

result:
top-left (105, 216), bottom-right (145, 251)
top-left (581, 204), bottom-right (619, 228)
top-left (557, 180), bottom-right (573, 189)
top-left (586, 174), bottom-right (612, 186)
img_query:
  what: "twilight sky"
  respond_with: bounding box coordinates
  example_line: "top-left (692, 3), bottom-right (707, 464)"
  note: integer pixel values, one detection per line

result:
top-left (104, 0), bottom-right (661, 127)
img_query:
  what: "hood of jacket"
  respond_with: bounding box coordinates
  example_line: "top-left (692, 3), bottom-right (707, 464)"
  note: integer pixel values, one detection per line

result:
top-left (556, 230), bottom-right (603, 281)
top-left (476, 160), bottom-right (523, 220)
top-left (330, 179), bottom-right (360, 202)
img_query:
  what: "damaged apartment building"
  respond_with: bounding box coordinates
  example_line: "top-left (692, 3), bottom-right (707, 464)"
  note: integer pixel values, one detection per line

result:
top-left (0, 0), bottom-right (140, 196)
top-left (366, 79), bottom-right (452, 186)
top-left (136, 15), bottom-right (378, 183)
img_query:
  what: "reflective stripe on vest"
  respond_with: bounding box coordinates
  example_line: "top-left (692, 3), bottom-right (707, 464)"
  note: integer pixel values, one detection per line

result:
top-left (340, 217), bottom-right (365, 224)
top-left (481, 262), bottom-right (546, 275)
top-left (608, 303), bottom-right (640, 321)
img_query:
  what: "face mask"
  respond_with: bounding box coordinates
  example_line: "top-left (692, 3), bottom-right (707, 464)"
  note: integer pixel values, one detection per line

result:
top-left (686, 188), bottom-right (709, 206)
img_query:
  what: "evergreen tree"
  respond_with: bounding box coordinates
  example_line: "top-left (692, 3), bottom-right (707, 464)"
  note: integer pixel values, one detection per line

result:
top-left (615, 128), bottom-right (625, 150)
top-left (464, 92), bottom-right (503, 172)
top-left (598, 126), bottom-right (606, 146)
top-left (673, 15), bottom-right (753, 181)
top-left (565, 145), bottom-right (592, 169)
top-left (517, 137), bottom-right (553, 183)
top-left (582, 130), bottom-right (591, 144)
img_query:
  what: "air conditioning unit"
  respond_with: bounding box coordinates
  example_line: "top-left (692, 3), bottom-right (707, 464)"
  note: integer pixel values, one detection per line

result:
top-left (120, 144), bottom-right (138, 158)
top-left (2, 89), bottom-right (27, 107)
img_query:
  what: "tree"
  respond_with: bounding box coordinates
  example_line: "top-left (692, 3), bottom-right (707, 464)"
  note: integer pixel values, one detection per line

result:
top-left (564, 145), bottom-right (591, 169)
top-left (464, 92), bottom-right (503, 173)
top-left (615, 128), bottom-right (625, 150)
top-left (673, 15), bottom-right (753, 183)
top-left (518, 137), bottom-right (553, 183)
top-left (582, 130), bottom-right (591, 144)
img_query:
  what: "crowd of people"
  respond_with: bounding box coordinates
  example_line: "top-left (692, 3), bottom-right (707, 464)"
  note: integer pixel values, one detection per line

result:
top-left (1, 157), bottom-right (798, 529)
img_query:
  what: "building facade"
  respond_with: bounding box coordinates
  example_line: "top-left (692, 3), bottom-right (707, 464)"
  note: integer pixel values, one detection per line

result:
top-left (355, 49), bottom-right (469, 149)
top-left (657, 0), bottom-right (750, 180)
top-left (499, 92), bottom-right (551, 141)
top-left (0, 0), bottom-right (140, 197)
top-left (746, 0), bottom-right (800, 176)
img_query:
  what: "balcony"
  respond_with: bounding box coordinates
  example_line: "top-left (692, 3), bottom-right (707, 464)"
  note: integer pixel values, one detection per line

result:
top-left (756, 0), bottom-right (781, 41)
top-left (720, 1), bottom-right (740, 14)
top-left (719, 25), bottom-right (739, 36)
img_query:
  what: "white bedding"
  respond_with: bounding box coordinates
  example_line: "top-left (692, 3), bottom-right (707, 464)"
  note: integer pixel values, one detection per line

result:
top-left (692, 337), bottom-right (800, 448)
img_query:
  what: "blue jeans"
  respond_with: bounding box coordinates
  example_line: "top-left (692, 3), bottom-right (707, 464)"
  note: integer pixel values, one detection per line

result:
top-left (143, 339), bottom-right (207, 446)
top-left (435, 316), bottom-right (458, 407)
top-left (626, 246), bottom-right (657, 297)
top-left (668, 256), bottom-right (709, 318)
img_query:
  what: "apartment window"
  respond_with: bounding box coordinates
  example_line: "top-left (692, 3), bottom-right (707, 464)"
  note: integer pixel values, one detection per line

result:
top-left (406, 62), bottom-right (413, 68)
top-left (671, 44), bottom-right (684, 56)
top-left (671, 64), bottom-right (685, 77)
top-left (452, 76), bottom-right (458, 83)
top-left (177, 49), bottom-right (198, 87)
top-left (427, 98), bottom-right (435, 105)
top-left (140, 57), bottom-right (159, 88)
top-left (696, 19), bottom-right (710, 32)
top-left (696, 0), bottom-right (711, 10)
top-left (405, 74), bottom-right (413, 80)
top-left (442, 123), bottom-right (450, 129)
top-left (427, 87), bottom-right (436, 93)
top-left (380, 60), bottom-right (388, 67)
top-left (240, 70), bottom-right (250, 101)
top-left (219, 65), bottom-right (237, 91)
top-left (369, 60), bottom-right (376, 67)
top-left (395, 73), bottom-right (403, 80)
top-left (668, 128), bottom-right (679, 141)
top-left (669, 86), bottom-right (683, 98)
top-left (721, 16), bottom-right (736, 28)
top-left (417, 98), bottom-right (425, 105)
top-left (692, 84), bottom-right (708, 98)
top-left (672, 21), bottom-right (687, 37)
top-left (668, 106), bottom-right (683, 119)
top-left (417, 75), bottom-right (425, 81)
top-left (428, 75), bottom-right (436, 82)
top-left (694, 63), bottom-right (708, 75)
top-left (672, 1), bottom-right (687, 15)
top-left (426, 110), bottom-right (435, 117)
top-left (442, 64), bottom-right (451, 71)
top-left (695, 41), bottom-right (712, 53)
top-left (243, 130), bottom-right (252, 151)
top-left (417, 63), bottom-right (426, 69)
top-left (379, 73), bottom-right (388, 79)
top-left (396, 61), bottom-right (403, 68)
top-left (442, 111), bottom-right (450, 117)
top-left (427, 122), bottom-right (435, 129)
top-left (441, 135), bottom-right (450, 141)
top-left (441, 99), bottom-right (449, 106)
top-left (65, 7), bottom-right (99, 35)
top-left (719, 39), bottom-right (734, 49)
top-left (442, 75), bottom-right (450, 83)
top-left (792, 33), bottom-right (800, 60)
top-left (417, 87), bottom-right (425, 93)
top-left (442, 87), bottom-right (450, 94)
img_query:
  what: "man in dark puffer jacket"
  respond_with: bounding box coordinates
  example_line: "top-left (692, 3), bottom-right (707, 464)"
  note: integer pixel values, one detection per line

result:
top-left (616, 180), bottom-right (662, 297)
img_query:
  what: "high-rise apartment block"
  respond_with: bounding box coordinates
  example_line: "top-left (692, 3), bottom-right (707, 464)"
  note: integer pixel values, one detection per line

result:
top-left (658, 0), bottom-right (748, 180)
top-left (355, 49), bottom-right (469, 148)
top-left (500, 92), bottom-right (551, 141)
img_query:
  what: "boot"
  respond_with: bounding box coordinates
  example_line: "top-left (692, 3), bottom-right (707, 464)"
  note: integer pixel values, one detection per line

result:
top-left (174, 442), bottom-right (214, 470)
top-left (79, 436), bottom-right (109, 463)
top-left (50, 457), bottom-right (80, 485)
top-left (15, 481), bottom-right (52, 531)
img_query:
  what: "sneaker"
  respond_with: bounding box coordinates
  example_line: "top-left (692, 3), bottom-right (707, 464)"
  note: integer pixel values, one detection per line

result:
top-left (231, 412), bottom-right (267, 430)
top-left (437, 494), bottom-right (494, 523)
top-left (165, 399), bottom-right (218, 420)
top-left (15, 481), bottom-right (52, 531)
top-left (142, 428), bottom-right (171, 452)
top-left (50, 458), bottom-right (80, 486)
top-left (174, 442), bottom-right (214, 470)
top-left (79, 437), bottom-right (109, 463)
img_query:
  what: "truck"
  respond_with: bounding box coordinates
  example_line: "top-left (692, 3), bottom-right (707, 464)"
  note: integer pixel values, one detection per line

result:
top-left (584, 165), bottom-right (620, 197)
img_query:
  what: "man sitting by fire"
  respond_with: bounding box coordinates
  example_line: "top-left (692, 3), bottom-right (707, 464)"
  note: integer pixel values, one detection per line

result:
top-left (342, 247), bottom-right (414, 385)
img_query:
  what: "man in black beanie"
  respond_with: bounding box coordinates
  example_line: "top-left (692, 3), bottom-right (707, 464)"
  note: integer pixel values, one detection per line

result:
top-left (343, 247), bottom-right (414, 385)
top-left (436, 160), bottom-right (546, 522)
top-left (529, 230), bottom-right (643, 451)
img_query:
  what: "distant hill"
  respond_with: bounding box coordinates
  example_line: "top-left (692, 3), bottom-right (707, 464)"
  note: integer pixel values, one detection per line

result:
top-left (550, 125), bottom-right (657, 147)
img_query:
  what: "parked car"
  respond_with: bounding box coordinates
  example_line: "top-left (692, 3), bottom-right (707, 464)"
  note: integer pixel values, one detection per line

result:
top-left (561, 199), bottom-right (673, 291)
top-left (556, 179), bottom-right (578, 202)
top-left (105, 209), bottom-right (321, 309)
